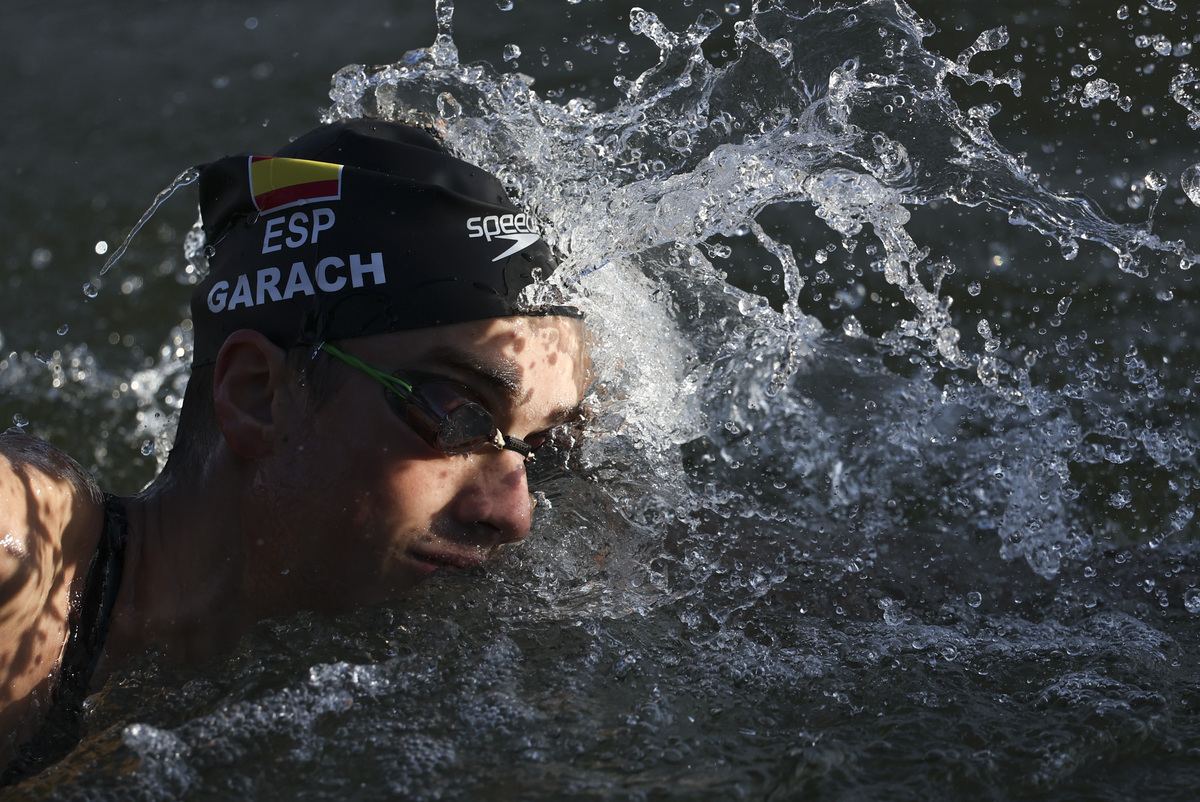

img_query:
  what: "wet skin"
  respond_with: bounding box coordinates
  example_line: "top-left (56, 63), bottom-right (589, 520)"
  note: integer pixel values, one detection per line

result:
top-left (0, 315), bottom-right (587, 760)
top-left (236, 315), bottom-right (590, 618)
top-left (0, 441), bottom-right (102, 764)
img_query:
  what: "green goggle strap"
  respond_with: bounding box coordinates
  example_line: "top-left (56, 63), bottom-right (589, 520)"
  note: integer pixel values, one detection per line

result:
top-left (319, 342), bottom-right (416, 400)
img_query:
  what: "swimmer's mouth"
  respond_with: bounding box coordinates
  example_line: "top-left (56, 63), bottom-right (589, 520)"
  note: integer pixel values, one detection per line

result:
top-left (410, 547), bottom-right (486, 573)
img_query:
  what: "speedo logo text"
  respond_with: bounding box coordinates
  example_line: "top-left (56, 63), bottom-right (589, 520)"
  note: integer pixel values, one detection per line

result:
top-left (466, 213), bottom-right (541, 262)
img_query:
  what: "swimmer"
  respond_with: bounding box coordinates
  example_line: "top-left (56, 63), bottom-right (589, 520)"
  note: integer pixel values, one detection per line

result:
top-left (0, 119), bottom-right (588, 780)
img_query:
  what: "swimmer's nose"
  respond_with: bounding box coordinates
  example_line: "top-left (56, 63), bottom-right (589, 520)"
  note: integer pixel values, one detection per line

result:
top-left (454, 449), bottom-right (533, 546)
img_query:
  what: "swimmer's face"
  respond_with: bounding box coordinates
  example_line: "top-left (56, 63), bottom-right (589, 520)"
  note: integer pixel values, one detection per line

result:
top-left (243, 315), bottom-right (588, 615)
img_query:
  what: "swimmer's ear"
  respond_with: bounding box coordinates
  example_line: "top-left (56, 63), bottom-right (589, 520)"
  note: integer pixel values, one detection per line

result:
top-left (212, 330), bottom-right (288, 459)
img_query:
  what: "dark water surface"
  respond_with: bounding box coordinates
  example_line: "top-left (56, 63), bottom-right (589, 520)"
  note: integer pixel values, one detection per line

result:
top-left (3, 1), bottom-right (1200, 799)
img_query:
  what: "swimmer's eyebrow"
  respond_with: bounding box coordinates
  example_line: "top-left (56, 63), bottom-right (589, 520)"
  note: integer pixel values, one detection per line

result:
top-left (421, 345), bottom-right (524, 401)
top-left (421, 344), bottom-right (585, 428)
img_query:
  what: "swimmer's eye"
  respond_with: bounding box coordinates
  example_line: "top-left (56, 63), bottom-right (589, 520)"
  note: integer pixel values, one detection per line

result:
top-left (522, 430), bottom-right (553, 453)
top-left (318, 343), bottom-right (531, 459)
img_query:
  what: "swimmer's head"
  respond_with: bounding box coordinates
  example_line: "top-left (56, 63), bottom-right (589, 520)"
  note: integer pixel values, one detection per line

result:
top-left (191, 118), bottom-right (574, 366)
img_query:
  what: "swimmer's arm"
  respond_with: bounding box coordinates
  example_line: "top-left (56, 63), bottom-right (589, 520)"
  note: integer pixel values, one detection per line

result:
top-left (0, 434), bottom-right (100, 617)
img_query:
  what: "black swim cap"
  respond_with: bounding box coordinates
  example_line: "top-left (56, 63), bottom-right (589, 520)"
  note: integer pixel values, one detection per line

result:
top-left (191, 118), bottom-right (570, 366)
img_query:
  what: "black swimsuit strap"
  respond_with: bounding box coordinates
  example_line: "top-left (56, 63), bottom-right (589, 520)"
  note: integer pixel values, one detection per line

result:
top-left (0, 494), bottom-right (128, 785)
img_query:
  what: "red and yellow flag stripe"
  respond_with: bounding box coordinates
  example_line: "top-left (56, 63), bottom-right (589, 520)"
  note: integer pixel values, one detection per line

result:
top-left (249, 156), bottom-right (343, 213)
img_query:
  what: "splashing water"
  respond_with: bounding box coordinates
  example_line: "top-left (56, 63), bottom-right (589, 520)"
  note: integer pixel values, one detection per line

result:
top-left (1183, 162), bottom-right (1200, 206)
top-left (96, 167), bottom-right (200, 281)
top-left (320, 0), bottom-right (1198, 578)
top-left (20, 0), bottom-right (1200, 798)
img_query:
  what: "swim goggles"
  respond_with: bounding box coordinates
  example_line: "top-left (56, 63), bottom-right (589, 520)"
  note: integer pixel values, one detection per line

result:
top-left (317, 342), bottom-right (534, 459)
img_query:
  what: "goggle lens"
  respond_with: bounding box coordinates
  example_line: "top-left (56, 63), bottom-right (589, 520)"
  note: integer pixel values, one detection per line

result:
top-left (319, 343), bottom-right (533, 458)
top-left (384, 375), bottom-right (499, 454)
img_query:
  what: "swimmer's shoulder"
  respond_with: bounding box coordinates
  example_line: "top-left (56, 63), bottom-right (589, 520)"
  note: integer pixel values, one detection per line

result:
top-left (0, 432), bottom-right (104, 586)
top-left (0, 432), bottom-right (104, 750)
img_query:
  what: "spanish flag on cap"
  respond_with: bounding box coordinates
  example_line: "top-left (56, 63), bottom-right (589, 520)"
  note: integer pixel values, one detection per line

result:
top-left (249, 156), bottom-right (342, 213)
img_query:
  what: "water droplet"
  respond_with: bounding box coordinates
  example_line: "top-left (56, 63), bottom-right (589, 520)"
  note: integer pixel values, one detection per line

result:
top-left (1185, 588), bottom-right (1200, 614)
top-left (502, 44), bottom-right (521, 62)
top-left (1117, 4), bottom-right (1130, 19)
top-left (724, 2), bottom-right (741, 14)
top-left (244, 16), bottom-right (258, 30)
top-left (140, 440), bottom-right (155, 456)
top-left (432, 33), bottom-right (460, 68)
top-left (1145, 170), bottom-right (1168, 193)
top-left (495, 0), bottom-right (513, 9)
top-left (94, 240), bottom-right (109, 255)
top-left (1170, 505), bottom-right (1194, 531)
top-left (967, 591), bottom-right (982, 608)
top-left (1181, 163), bottom-right (1200, 206)
top-left (1108, 489), bottom-right (1133, 509)
top-left (56, 324), bottom-right (69, 336)
top-left (967, 281), bottom-right (981, 296)
top-left (1081, 78), bottom-right (1118, 106)
top-left (30, 248), bottom-right (52, 269)
top-left (878, 598), bottom-right (906, 625)
top-left (668, 130), bottom-right (693, 151)
top-left (82, 282), bottom-right (99, 299)
top-left (1148, 0), bottom-right (1176, 10)
top-left (12, 414), bottom-right (28, 428)
top-left (33, 350), bottom-right (50, 365)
